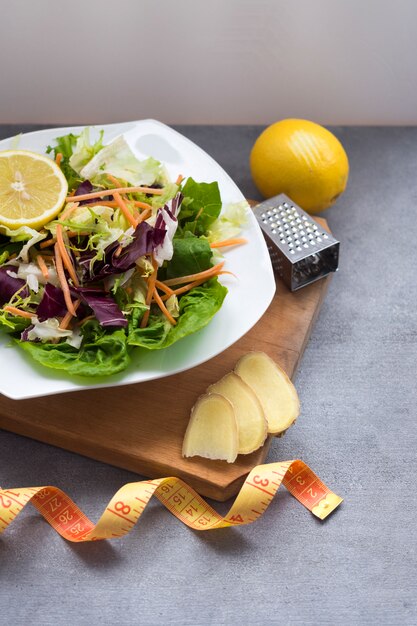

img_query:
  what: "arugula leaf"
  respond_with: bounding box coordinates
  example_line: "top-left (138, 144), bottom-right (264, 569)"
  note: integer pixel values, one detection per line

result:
top-left (128, 278), bottom-right (227, 350)
top-left (18, 320), bottom-right (131, 377)
top-left (166, 233), bottom-right (213, 279)
top-left (179, 178), bottom-right (222, 235)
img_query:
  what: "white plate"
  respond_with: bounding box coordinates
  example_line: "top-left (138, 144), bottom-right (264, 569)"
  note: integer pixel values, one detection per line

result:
top-left (0, 120), bottom-right (275, 400)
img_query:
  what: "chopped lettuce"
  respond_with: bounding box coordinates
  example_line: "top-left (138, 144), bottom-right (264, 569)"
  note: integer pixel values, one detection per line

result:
top-left (207, 200), bottom-right (249, 243)
top-left (26, 317), bottom-right (73, 342)
top-left (79, 136), bottom-right (163, 187)
top-left (69, 128), bottom-right (104, 174)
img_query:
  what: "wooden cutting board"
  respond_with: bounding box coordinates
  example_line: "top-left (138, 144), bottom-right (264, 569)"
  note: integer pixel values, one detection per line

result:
top-left (0, 217), bottom-right (331, 501)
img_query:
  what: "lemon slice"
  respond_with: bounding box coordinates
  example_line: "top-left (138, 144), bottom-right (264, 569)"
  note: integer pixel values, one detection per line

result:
top-left (0, 150), bottom-right (68, 230)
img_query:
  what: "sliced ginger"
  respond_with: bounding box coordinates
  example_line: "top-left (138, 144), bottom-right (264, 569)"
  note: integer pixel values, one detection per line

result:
top-left (182, 393), bottom-right (238, 463)
top-left (182, 352), bottom-right (300, 463)
top-left (208, 372), bottom-right (267, 454)
top-left (234, 352), bottom-right (300, 435)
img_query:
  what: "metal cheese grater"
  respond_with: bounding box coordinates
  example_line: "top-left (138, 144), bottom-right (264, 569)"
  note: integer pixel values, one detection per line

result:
top-left (252, 193), bottom-right (340, 291)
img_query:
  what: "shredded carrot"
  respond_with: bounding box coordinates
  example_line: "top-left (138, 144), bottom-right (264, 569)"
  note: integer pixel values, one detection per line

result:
top-left (38, 203), bottom-right (82, 250)
top-left (162, 262), bottom-right (225, 287)
top-left (153, 288), bottom-right (177, 325)
top-left (114, 244), bottom-right (123, 258)
top-left (161, 270), bottom-right (234, 302)
top-left (136, 207), bottom-right (152, 224)
top-left (55, 153), bottom-right (63, 167)
top-left (59, 299), bottom-right (81, 330)
top-left (140, 256), bottom-right (158, 328)
top-left (56, 225), bottom-right (79, 286)
top-left (87, 200), bottom-right (118, 208)
top-left (59, 201), bottom-right (80, 222)
top-left (210, 237), bottom-right (248, 249)
top-left (40, 230), bottom-right (89, 249)
top-left (3, 306), bottom-right (34, 319)
top-left (36, 255), bottom-right (49, 280)
top-left (86, 200), bottom-right (152, 212)
top-left (107, 174), bottom-right (126, 189)
top-left (79, 314), bottom-right (95, 324)
top-left (134, 200), bottom-right (153, 210)
top-left (54, 243), bottom-right (76, 317)
top-left (175, 174), bottom-right (184, 185)
top-left (161, 277), bottom-right (207, 300)
top-left (155, 280), bottom-right (174, 296)
top-left (140, 309), bottom-right (151, 330)
top-left (145, 257), bottom-right (159, 304)
top-left (65, 185), bottom-right (164, 203)
top-left (113, 191), bottom-right (138, 228)
top-left (39, 238), bottom-right (55, 250)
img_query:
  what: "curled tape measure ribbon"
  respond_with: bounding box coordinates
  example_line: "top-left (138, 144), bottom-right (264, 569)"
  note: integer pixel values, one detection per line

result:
top-left (0, 460), bottom-right (342, 542)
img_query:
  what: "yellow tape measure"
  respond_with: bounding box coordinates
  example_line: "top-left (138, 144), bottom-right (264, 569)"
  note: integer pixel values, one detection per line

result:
top-left (0, 460), bottom-right (342, 542)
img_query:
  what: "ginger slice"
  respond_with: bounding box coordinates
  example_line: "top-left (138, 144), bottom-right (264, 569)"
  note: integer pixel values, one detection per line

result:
top-left (182, 393), bottom-right (238, 463)
top-left (208, 372), bottom-right (268, 454)
top-left (235, 352), bottom-right (300, 435)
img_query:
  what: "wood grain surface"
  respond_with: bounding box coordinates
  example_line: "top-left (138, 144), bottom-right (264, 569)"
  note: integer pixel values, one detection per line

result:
top-left (0, 218), bottom-right (331, 501)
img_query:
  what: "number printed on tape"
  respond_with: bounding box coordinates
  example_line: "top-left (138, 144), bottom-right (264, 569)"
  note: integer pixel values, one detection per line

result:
top-left (0, 460), bottom-right (343, 542)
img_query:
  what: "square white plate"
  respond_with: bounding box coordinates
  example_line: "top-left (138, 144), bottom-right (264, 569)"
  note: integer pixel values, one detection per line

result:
top-left (0, 120), bottom-right (275, 400)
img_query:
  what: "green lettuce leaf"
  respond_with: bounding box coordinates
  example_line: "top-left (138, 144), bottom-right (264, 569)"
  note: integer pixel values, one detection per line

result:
top-left (165, 233), bottom-right (213, 279)
top-left (18, 320), bottom-right (130, 377)
top-left (0, 310), bottom-right (31, 334)
top-left (46, 133), bottom-right (80, 191)
top-left (179, 178), bottom-right (222, 235)
top-left (0, 239), bottom-right (23, 265)
top-left (0, 226), bottom-right (47, 262)
top-left (128, 278), bottom-right (227, 350)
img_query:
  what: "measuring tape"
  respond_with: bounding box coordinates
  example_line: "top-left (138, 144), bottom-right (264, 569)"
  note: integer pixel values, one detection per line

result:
top-left (0, 460), bottom-right (342, 542)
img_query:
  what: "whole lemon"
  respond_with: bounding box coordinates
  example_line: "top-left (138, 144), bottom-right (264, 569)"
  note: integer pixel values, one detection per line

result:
top-left (250, 119), bottom-right (349, 214)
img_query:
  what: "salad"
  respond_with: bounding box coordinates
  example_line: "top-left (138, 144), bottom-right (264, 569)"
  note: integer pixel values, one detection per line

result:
top-left (0, 128), bottom-right (248, 377)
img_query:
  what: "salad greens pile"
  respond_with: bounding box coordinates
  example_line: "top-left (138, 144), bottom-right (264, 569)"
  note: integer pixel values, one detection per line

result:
top-left (0, 128), bottom-right (248, 377)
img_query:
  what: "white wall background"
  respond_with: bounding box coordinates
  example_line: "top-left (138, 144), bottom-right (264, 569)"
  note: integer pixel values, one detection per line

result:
top-left (1, 0), bottom-right (417, 125)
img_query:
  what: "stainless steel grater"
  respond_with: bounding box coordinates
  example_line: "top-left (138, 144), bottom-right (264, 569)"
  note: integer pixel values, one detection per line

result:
top-left (252, 193), bottom-right (340, 291)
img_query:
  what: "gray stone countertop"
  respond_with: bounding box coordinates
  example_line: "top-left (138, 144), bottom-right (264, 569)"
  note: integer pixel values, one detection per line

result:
top-left (0, 125), bottom-right (416, 625)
